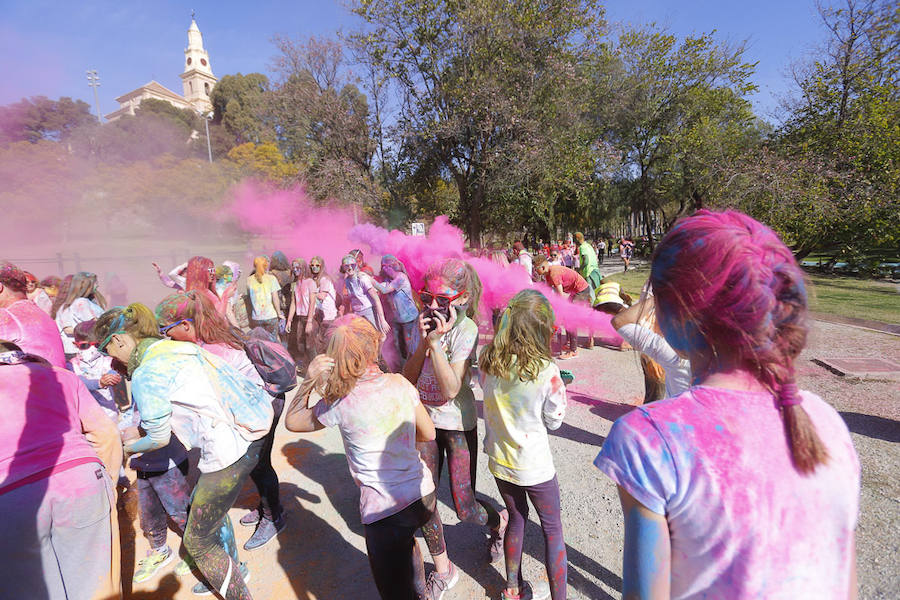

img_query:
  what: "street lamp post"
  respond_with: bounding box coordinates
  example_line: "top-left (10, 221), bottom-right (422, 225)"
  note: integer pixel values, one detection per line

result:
top-left (86, 70), bottom-right (102, 123)
top-left (201, 111), bottom-right (213, 163)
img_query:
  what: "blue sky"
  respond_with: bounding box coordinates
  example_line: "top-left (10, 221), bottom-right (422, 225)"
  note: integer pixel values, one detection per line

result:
top-left (1, 0), bottom-right (827, 121)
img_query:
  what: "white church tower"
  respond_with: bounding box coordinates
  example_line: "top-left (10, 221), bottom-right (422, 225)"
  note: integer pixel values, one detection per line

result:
top-left (180, 17), bottom-right (216, 113)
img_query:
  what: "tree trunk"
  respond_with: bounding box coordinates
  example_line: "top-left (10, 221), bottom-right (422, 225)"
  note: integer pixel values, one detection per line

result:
top-left (454, 176), bottom-right (483, 248)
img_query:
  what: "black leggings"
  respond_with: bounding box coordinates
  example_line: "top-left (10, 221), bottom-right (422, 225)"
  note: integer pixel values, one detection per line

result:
top-left (248, 394), bottom-right (284, 521)
top-left (364, 494), bottom-right (436, 600)
top-left (418, 428), bottom-right (501, 555)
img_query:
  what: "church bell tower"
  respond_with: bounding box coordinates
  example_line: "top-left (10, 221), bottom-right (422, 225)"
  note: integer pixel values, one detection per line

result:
top-left (180, 16), bottom-right (217, 113)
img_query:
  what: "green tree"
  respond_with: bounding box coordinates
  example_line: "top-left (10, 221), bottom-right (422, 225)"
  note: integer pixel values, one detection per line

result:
top-left (352, 0), bottom-right (606, 245)
top-left (267, 36), bottom-right (379, 207)
top-left (598, 24), bottom-right (758, 248)
top-left (0, 96), bottom-right (94, 143)
top-left (209, 73), bottom-right (272, 147)
top-left (747, 0), bottom-right (900, 261)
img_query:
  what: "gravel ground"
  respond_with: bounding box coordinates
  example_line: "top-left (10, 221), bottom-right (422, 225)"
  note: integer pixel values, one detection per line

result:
top-left (125, 317), bottom-right (899, 599)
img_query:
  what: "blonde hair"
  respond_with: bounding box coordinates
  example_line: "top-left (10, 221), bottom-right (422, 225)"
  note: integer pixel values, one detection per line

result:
top-left (94, 302), bottom-right (160, 346)
top-left (253, 256), bottom-right (268, 283)
top-left (317, 314), bottom-right (381, 404)
top-left (480, 290), bottom-right (554, 382)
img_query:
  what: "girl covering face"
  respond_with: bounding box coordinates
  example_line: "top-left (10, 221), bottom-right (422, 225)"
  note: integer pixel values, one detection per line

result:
top-left (402, 258), bottom-right (507, 598)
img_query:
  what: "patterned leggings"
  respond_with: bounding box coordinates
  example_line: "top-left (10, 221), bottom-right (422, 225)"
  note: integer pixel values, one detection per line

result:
top-left (184, 439), bottom-right (262, 600)
top-left (417, 428), bottom-right (501, 555)
top-left (496, 476), bottom-right (567, 599)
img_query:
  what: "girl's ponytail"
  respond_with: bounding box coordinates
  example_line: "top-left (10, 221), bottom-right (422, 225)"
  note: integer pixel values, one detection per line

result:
top-left (652, 209), bottom-right (831, 476)
top-left (776, 378), bottom-right (830, 474)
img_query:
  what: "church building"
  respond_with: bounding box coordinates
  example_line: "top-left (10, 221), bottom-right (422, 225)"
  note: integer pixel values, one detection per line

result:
top-left (105, 18), bottom-right (217, 121)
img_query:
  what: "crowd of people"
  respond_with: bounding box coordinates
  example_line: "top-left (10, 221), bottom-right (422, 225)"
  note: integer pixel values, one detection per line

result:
top-left (0, 210), bottom-right (860, 600)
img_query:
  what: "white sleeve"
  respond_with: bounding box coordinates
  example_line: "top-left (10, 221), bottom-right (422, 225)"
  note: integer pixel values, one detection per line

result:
top-left (617, 324), bottom-right (683, 371)
top-left (541, 365), bottom-right (567, 430)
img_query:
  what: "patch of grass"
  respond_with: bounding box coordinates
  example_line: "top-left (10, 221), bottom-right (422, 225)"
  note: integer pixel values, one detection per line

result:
top-left (600, 268), bottom-right (900, 325)
top-left (807, 274), bottom-right (900, 325)
top-left (600, 267), bottom-right (652, 299)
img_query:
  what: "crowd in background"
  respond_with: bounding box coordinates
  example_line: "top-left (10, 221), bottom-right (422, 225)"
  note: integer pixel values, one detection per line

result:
top-left (0, 210), bottom-right (860, 600)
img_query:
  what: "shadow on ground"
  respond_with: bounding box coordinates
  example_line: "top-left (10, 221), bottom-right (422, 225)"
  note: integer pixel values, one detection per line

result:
top-left (840, 412), bottom-right (900, 443)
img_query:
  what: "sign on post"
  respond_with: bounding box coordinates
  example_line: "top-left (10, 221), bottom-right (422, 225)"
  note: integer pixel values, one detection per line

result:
top-left (411, 222), bottom-right (426, 236)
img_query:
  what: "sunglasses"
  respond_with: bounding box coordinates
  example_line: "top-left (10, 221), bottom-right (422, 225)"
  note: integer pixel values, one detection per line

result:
top-left (160, 318), bottom-right (193, 335)
top-left (75, 341), bottom-right (97, 350)
top-left (97, 331), bottom-right (122, 356)
top-left (419, 289), bottom-right (464, 309)
top-left (340, 262), bottom-right (358, 273)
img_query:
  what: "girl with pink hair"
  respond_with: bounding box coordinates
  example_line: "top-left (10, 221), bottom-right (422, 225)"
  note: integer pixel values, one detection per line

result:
top-left (594, 210), bottom-right (859, 599)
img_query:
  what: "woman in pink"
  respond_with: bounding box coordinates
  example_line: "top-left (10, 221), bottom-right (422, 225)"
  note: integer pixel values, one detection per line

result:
top-left (0, 261), bottom-right (66, 368)
top-left (285, 258), bottom-right (314, 369)
top-left (594, 210), bottom-right (859, 599)
top-left (0, 341), bottom-right (123, 599)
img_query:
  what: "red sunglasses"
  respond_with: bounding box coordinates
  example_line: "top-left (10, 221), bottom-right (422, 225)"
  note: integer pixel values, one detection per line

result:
top-left (418, 289), bottom-right (463, 309)
top-left (75, 341), bottom-right (98, 350)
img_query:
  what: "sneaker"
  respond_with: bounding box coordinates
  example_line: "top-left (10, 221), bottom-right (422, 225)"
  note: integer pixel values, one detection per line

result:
top-left (501, 581), bottom-right (551, 600)
top-left (132, 546), bottom-right (173, 583)
top-left (426, 561), bottom-right (459, 600)
top-left (192, 562), bottom-right (251, 596)
top-left (239, 508), bottom-right (260, 527)
top-left (558, 351), bottom-right (577, 360)
top-left (488, 509), bottom-right (508, 563)
top-left (174, 557), bottom-right (194, 577)
top-left (243, 514), bottom-right (286, 551)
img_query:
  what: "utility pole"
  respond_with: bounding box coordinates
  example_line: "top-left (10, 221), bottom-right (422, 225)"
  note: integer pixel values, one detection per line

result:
top-left (86, 70), bottom-right (102, 123)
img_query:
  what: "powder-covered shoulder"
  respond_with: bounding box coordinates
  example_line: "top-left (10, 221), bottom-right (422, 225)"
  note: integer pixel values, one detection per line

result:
top-left (799, 390), bottom-right (860, 474)
top-left (594, 405), bottom-right (677, 515)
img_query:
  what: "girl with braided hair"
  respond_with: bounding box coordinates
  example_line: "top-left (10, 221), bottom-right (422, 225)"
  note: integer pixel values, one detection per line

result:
top-left (594, 210), bottom-right (859, 599)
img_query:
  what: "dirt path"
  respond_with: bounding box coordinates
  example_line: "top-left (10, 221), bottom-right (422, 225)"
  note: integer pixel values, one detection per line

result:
top-left (126, 319), bottom-right (900, 599)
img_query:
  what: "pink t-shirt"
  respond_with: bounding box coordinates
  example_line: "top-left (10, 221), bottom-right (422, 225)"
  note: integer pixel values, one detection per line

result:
top-left (0, 359), bottom-right (102, 493)
top-left (544, 265), bottom-right (588, 295)
top-left (294, 278), bottom-right (315, 317)
top-left (594, 386), bottom-right (860, 599)
top-left (0, 299), bottom-right (66, 367)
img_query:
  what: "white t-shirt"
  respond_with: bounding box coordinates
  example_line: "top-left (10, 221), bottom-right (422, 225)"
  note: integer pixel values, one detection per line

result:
top-left (56, 297), bottom-right (105, 354)
top-left (481, 360), bottom-right (567, 486)
top-left (341, 273), bottom-right (375, 313)
top-left (594, 387), bottom-right (860, 599)
top-left (415, 316), bottom-right (479, 431)
top-left (617, 323), bottom-right (691, 398)
top-left (515, 251), bottom-right (533, 276)
top-left (310, 276), bottom-right (338, 321)
top-left (314, 370), bottom-right (435, 524)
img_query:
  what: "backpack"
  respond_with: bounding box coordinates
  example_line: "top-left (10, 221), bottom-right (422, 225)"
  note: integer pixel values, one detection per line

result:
top-left (243, 327), bottom-right (297, 396)
top-left (138, 340), bottom-right (274, 443)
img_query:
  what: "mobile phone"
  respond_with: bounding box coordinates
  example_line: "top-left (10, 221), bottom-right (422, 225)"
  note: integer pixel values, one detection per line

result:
top-left (423, 306), bottom-right (451, 334)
